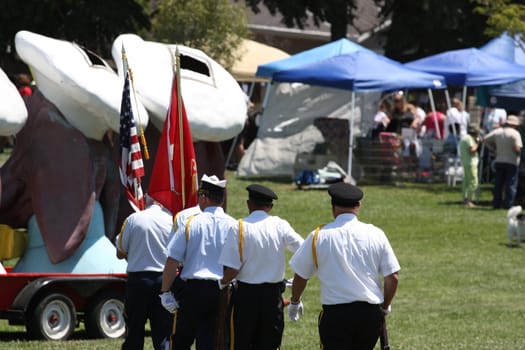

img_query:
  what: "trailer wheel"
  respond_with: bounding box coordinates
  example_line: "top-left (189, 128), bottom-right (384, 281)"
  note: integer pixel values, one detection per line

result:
top-left (27, 293), bottom-right (76, 340)
top-left (85, 291), bottom-right (125, 339)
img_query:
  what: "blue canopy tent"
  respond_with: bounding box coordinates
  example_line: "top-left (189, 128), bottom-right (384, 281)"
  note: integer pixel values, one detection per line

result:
top-left (237, 39), bottom-right (376, 179)
top-left (479, 32), bottom-right (525, 64)
top-left (272, 50), bottom-right (447, 178)
top-left (253, 38), bottom-right (372, 109)
top-left (255, 38), bottom-right (371, 79)
top-left (488, 80), bottom-right (525, 111)
top-left (405, 47), bottom-right (525, 117)
top-left (478, 33), bottom-right (525, 110)
top-left (405, 48), bottom-right (525, 87)
top-left (273, 50), bottom-right (445, 92)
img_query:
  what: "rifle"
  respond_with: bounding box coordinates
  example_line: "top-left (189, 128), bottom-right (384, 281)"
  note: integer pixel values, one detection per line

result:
top-left (214, 287), bottom-right (230, 350)
top-left (380, 316), bottom-right (390, 350)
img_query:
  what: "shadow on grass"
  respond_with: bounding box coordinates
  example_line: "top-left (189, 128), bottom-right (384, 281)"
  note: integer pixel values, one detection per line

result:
top-left (0, 328), bottom-right (136, 341)
top-left (499, 242), bottom-right (524, 249)
top-left (438, 199), bottom-right (495, 208)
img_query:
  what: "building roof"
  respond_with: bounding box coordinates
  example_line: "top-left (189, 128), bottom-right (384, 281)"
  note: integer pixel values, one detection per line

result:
top-left (246, 0), bottom-right (390, 54)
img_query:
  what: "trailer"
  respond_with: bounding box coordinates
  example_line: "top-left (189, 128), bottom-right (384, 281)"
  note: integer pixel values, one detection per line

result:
top-left (0, 267), bottom-right (127, 341)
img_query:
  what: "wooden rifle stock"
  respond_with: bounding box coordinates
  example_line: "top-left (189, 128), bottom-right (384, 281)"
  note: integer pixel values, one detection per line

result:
top-left (380, 316), bottom-right (390, 350)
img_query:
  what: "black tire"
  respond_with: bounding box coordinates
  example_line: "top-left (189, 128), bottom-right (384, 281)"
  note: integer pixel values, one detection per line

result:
top-left (27, 293), bottom-right (76, 340)
top-left (85, 291), bottom-right (125, 339)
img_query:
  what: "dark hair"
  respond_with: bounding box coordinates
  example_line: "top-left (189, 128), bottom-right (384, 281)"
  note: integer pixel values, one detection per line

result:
top-left (199, 189), bottom-right (224, 204)
top-left (331, 199), bottom-right (359, 208)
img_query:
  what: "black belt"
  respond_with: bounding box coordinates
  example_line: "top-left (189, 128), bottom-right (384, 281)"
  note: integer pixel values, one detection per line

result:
top-left (237, 281), bottom-right (282, 287)
top-left (237, 280), bottom-right (286, 293)
top-left (322, 301), bottom-right (379, 310)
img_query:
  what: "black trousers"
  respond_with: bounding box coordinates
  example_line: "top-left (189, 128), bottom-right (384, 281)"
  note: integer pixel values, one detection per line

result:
top-left (231, 281), bottom-right (284, 350)
top-left (122, 271), bottom-right (172, 350)
top-left (319, 302), bottom-right (383, 350)
top-left (171, 279), bottom-right (220, 350)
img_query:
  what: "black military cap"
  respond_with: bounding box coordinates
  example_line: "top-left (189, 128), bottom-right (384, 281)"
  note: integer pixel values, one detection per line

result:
top-left (246, 184), bottom-right (278, 205)
top-left (328, 182), bottom-right (363, 207)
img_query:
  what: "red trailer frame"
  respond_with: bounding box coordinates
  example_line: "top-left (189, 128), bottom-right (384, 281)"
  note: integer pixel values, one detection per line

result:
top-left (0, 267), bottom-right (127, 340)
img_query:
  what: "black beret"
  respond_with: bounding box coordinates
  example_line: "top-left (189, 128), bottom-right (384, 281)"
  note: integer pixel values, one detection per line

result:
top-left (328, 182), bottom-right (363, 207)
top-left (246, 184), bottom-right (278, 204)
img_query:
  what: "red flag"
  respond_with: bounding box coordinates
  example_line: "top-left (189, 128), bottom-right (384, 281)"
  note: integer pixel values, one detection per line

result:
top-left (119, 71), bottom-right (145, 211)
top-left (148, 72), bottom-right (198, 214)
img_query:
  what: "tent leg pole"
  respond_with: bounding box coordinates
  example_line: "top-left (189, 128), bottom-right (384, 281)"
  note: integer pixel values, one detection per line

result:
top-left (462, 86), bottom-right (467, 112)
top-left (261, 81), bottom-right (274, 113)
top-left (348, 92), bottom-right (355, 181)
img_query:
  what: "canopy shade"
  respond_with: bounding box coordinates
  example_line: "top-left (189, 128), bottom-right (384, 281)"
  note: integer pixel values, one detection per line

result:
top-left (405, 48), bottom-right (525, 87)
top-left (487, 79), bottom-right (525, 110)
top-left (272, 50), bottom-right (446, 91)
top-left (231, 39), bottom-right (289, 82)
top-left (255, 38), bottom-right (370, 78)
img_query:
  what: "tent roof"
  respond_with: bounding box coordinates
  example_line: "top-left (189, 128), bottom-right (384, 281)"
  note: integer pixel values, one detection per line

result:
top-left (405, 48), bottom-right (525, 87)
top-left (480, 32), bottom-right (525, 65)
top-left (478, 33), bottom-right (525, 109)
top-left (272, 50), bottom-right (446, 92)
top-left (255, 38), bottom-right (370, 78)
top-left (231, 39), bottom-right (289, 82)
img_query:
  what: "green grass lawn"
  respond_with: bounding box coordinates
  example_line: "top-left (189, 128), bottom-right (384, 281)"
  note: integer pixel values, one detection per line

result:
top-left (1, 171), bottom-right (524, 349)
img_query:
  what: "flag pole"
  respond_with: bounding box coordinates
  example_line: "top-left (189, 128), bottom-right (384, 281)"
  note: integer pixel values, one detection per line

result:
top-left (175, 46), bottom-right (186, 207)
top-left (122, 45), bottom-right (149, 160)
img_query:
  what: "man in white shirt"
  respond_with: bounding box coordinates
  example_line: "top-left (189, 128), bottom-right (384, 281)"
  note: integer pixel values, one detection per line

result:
top-left (288, 182), bottom-right (400, 350)
top-left (116, 195), bottom-right (173, 350)
top-left (483, 107), bottom-right (507, 133)
top-left (219, 184), bottom-right (304, 350)
top-left (160, 175), bottom-right (236, 350)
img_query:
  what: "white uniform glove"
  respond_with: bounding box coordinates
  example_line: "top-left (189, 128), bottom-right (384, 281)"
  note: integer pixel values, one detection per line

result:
top-left (159, 291), bottom-right (179, 313)
top-left (288, 301), bottom-right (304, 322)
top-left (218, 279), bottom-right (229, 290)
top-left (381, 304), bottom-right (392, 315)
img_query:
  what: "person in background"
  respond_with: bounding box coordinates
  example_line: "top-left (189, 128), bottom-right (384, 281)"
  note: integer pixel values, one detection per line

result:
top-left (160, 174), bottom-right (236, 350)
top-left (386, 91), bottom-right (419, 134)
top-left (459, 125), bottom-right (481, 208)
top-left (422, 104), bottom-right (446, 139)
top-left (116, 194), bottom-right (173, 350)
top-left (288, 182), bottom-right (400, 350)
top-left (482, 107), bottom-right (507, 133)
top-left (371, 100), bottom-right (391, 138)
top-left (445, 98), bottom-right (469, 139)
top-left (16, 73), bottom-right (33, 97)
top-left (483, 115), bottom-right (523, 209)
top-left (218, 184), bottom-right (304, 350)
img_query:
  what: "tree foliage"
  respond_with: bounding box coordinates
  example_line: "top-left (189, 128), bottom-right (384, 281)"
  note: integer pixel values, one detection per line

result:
top-left (243, 0), bottom-right (358, 40)
top-left (0, 0), bottom-right (150, 68)
top-left (150, 0), bottom-right (249, 69)
top-left (472, 0), bottom-right (525, 38)
top-left (376, 0), bottom-right (489, 62)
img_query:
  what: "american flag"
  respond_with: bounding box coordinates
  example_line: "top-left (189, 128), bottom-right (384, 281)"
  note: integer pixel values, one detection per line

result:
top-left (119, 71), bottom-right (145, 211)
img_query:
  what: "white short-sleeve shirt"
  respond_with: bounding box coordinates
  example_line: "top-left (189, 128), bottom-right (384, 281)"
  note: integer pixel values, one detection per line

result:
top-left (165, 206), bottom-right (236, 281)
top-left (116, 204), bottom-right (173, 273)
top-left (219, 210), bottom-right (304, 284)
top-left (290, 213), bottom-right (400, 305)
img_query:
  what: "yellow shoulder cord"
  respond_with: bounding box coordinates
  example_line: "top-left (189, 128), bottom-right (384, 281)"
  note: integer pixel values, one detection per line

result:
top-left (173, 212), bottom-right (181, 232)
top-left (117, 218), bottom-right (128, 255)
top-left (238, 219), bottom-right (244, 263)
top-left (185, 215), bottom-right (195, 241)
top-left (312, 225), bottom-right (325, 269)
